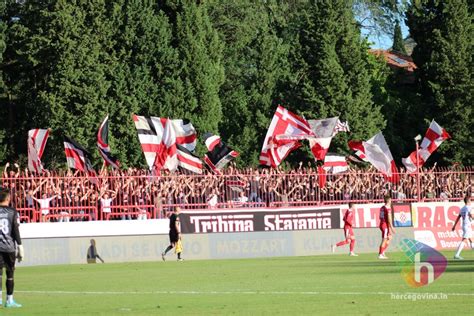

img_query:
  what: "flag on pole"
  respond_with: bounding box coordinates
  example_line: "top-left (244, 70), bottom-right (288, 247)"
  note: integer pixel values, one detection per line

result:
top-left (133, 115), bottom-right (197, 171)
top-left (402, 120), bottom-right (450, 173)
top-left (307, 117), bottom-right (339, 161)
top-left (27, 129), bottom-right (49, 173)
top-left (177, 145), bottom-right (202, 174)
top-left (153, 118), bottom-right (178, 172)
top-left (97, 115), bottom-right (120, 169)
top-left (260, 106), bottom-right (313, 167)
top-left (63, 136), bottom-right (96, 176)
top-left (203, 133), bottom-right (239, 174)
top-left (349, 132), bottom-right (399, 183)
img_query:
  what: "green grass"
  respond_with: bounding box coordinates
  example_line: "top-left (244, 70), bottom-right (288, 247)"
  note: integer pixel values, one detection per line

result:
top-left (2, 251), bottom-right (473, 315)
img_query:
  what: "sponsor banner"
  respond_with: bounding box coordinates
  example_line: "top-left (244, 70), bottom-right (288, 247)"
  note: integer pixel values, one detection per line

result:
top-left (180, 206), bottom-right (341, 234)
top-left (338, 203), bottom-right (413, 228)
top-left (21, 219), bottom-right (169, 238)
top-left (412, 202), bottom-right (473, 250)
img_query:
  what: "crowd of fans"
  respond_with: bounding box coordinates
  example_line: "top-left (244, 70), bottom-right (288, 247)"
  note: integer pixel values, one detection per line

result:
top-left (1, 162), bottom-right (472, 223)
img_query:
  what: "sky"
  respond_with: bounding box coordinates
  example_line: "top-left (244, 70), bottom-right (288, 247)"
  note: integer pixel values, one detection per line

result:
top-left (364, 19), bottom-right (410, 49)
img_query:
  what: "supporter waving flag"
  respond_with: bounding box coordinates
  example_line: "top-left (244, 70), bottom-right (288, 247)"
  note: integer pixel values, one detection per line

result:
top-left (260, 106), bottom-right (313, 168)
top-left (203, 133), bottom-right (239, 174)
top-left (27, 129), bottom-right (49, 173)
top-left (402, 120), bottom-right (450, 173)
top-left (349, 132), bottom-right (399, 183)
top-left (97, 115), bottom-right (120, 169)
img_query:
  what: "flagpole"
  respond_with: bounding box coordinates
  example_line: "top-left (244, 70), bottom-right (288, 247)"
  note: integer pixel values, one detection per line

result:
top-left (414, 135), bottom-right (421, 202)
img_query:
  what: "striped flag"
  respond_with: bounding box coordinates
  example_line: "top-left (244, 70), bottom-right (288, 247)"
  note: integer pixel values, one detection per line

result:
top-left (63, 136), bottom-right (96, 176)
top-left (402, 120), bottom-right (450, 173)
top-left (349, 132), bottom-right (399, 183)
top-left (203, 133), bottom-right (239, 174)
top-left (177, 145), bottom-right (202, 174)
top-left (260, 106), bottom-right (313, 167)
top-left (97, 115), bottom-right (120, 169)
top-left (133, 115), bottom-right (198, 172)
top-left (323, 155), bottom-right (349, 174)
top-left (27, 129), bottom-right (49, 173)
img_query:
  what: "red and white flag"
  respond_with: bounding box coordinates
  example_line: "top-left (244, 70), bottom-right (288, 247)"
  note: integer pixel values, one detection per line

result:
top-left (177, 145), bottom-right (202, 174)
top-left (27, 129), bottom-right (49, 173)
top-left (63, 136), bottom-right (96, 176)
top-left (323, 155), bottom-right (349, 174)
top-left (260, 106), bottom-right (313, 168)
top-left (402, 120), bottom-right (450, 173)
top-left (97, 115), bottom-right (120, 169)
top-left (153, 118), bottom-right (178, 172)
top-left (133, 115), bottom-right (197, 171)
top-left (308, 117), bottom-right (338, 161)
top-left (349, 132), bottom-right (399, 183)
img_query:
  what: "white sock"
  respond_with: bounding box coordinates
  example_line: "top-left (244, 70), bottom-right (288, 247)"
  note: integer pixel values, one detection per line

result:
top-left (7, 294), bottom-right (13, 303)
top-left (455, 242), bottom-right (464, 257)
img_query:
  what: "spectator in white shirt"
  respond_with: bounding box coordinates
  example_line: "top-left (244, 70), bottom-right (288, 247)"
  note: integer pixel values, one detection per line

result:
top-left (32, 193), bottom-right (58, 222)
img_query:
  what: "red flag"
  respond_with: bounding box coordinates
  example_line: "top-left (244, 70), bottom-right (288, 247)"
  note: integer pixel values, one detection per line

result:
top-left (260, 106), bottom-right (312, 168)
top-left (402, 120), bottom-right (450, 173)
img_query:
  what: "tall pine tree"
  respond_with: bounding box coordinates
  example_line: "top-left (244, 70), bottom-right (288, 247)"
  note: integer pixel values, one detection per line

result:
top-left (407, 0), bottom-right (473, 164)
top-left (209, 1), bottom-right (289, 165)
top-left (164, 0), bottom-right (225, 154)
top-left (0, 1), bottom-right (6, 162)
top-left (285, 0), bottom-right (385, 160)
top-left (106, 0), bottom-right (178, 167)
top-left (391, 20), bottom-right (407, 54)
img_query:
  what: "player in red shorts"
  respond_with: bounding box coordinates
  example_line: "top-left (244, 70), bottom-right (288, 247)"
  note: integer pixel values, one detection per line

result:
top-left (332, 202), bottom-right (358, 256)
top-left (378, 196), bottom-right (396, 259)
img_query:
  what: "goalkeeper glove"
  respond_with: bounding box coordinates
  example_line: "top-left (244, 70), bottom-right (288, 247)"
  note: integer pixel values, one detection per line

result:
top-left (17, 245), bottom-right (25, 262)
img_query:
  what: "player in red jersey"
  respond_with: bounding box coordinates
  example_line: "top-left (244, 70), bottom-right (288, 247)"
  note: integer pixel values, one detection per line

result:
top-left (332, 202), bottom-right (358, 256)
top-left (378, 196), bottom-right (396, 259)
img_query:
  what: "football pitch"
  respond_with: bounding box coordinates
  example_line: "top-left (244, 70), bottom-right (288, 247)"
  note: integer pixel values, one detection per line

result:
top-left (3, 251), bottom-right (473, 315)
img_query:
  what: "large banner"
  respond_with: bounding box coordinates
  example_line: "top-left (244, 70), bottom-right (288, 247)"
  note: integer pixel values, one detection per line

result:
top-left (180, 206), bottom-right (341, 234)
top-left (337, 203), bottom-right (412, 228)
top-left (412, 202), bottom-right (472, 250)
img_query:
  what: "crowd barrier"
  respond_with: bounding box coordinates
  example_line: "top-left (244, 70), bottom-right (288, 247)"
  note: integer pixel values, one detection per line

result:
top-left (2, 167), bottom-right (472, 223)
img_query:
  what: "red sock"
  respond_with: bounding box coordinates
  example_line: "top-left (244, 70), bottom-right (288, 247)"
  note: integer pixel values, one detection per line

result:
top-left (350, 239), bottom-right (355, 252)
top-left (379, 246), bottom-right (383, 255)
top-left (336, 240), bottom-right (349, 247)
top-left (381, 243), bottom-right (389, 254)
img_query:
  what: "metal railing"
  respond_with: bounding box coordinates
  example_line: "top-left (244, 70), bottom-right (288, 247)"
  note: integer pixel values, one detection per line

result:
top-left (2, 166), bottom-right (472, 223)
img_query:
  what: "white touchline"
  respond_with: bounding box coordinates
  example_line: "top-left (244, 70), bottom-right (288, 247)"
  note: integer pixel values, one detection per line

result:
top-left (16, 290), bottom-right (474, 296)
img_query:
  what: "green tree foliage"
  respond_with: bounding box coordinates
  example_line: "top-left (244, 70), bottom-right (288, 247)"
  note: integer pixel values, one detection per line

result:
top-left (0, 1), bottom-right (471, 169)
top-left (166, 0), bottom-right (225, 153)
top-left (285, 0), bottom-right (385, 159)
top-left (106, 0), bottom-right (178, 168)
top-left (391, 20), bottom-right (407, 54)
top-left (208, 1), bottom-right (289, 166)
top-left (0, 1), bottom-right (6, 162)
top-left (407, 0), bottom-right (473, 165)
